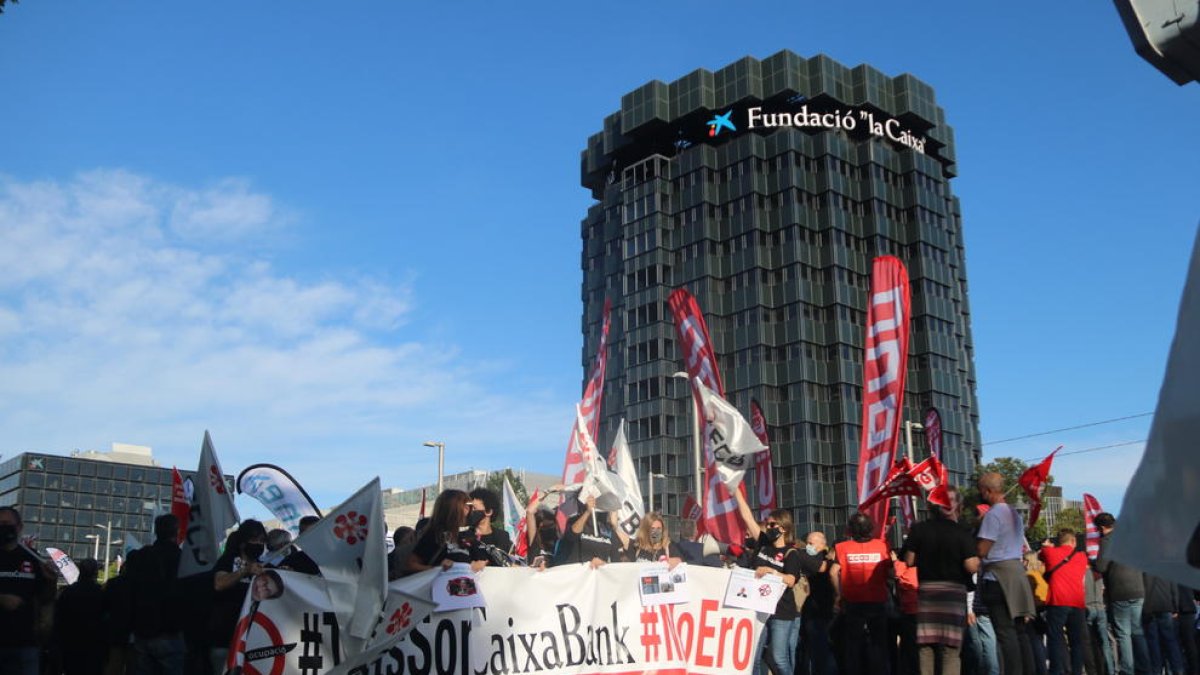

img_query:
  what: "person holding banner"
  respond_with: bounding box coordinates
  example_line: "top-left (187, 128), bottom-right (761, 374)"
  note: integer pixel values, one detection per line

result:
top-left (524, 494), bottom-right (558, 567)
top-left (406, 489), bottom-right (489, 573)
top-left (629, 512), bottom-right (682, 567)
top-left (468, 488), bottom-right (513, 559)
top-left (210, 520), bottom-right (267, 673)
top-left (560, 494), bottom-right (629, 567)
top-left (733, 487), bottom-right (803, 675)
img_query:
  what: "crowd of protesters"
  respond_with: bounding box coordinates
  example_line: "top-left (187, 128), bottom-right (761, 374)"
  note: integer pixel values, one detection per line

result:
top-left (4, 475), bottom-right (1200, 675)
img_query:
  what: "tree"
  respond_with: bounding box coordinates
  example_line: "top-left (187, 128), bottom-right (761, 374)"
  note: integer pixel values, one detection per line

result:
top-left (484, 469), bottom-right (529, 529)
top-left (1051, 507), bottom-right (1086, 538)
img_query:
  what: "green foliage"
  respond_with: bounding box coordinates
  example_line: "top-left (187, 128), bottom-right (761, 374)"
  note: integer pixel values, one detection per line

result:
top-left (484, 469), bottom-right (529, 528)
top-left (1053, 507), bottom-right (1086, 536)
top-left (959, 456), bottom-right (1056, 533)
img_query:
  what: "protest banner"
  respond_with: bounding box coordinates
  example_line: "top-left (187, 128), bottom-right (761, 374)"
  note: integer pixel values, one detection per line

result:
top-left (330, 562), bottom-right (765, 675)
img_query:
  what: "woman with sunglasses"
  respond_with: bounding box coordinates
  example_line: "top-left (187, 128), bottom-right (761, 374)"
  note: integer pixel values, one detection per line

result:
top-left (735, 487), bottom-right (803, 675)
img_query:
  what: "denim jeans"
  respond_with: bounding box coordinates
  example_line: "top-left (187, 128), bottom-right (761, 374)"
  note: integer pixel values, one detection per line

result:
top-left (0, 647), bottom-right (39, 675)
top-left (1142, 612), bottom-right (1185, 675)
top-left (134, 635), bottom-right (186, 675)
top-left (965, 615), bottom-right (1001, 675)
top-left (1046, 606), bottom-right (1088, 675)
top-left (1108, 599), bottom-right (1150, 675)
top-left (1087, 608), bottom-right (1116, 675)
top-left (768, 617), bottom-right (802, 675)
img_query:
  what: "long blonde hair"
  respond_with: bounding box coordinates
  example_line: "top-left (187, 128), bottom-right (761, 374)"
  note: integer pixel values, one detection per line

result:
top-left (635, 512), bottom-right (670, 553)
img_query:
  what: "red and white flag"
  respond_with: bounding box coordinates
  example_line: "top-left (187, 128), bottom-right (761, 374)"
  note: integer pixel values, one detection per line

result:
top-left (179, 431), bottom-right (240, 577)
top-left (682, 495), bottom-right (703, 524)
top-left (860, 457), bottom-right (920, 511)
top-left (1019, 446), bottom-right (1061, 528)
top-left (856, 257), bottom-right (912, 537)
top-left (909, 454), bottom-right (951, 508)
top-left (170, 467), bottom-right (189, 544)
top-left (514, 489), bottom-right (540, 559)
top-left (1083, 493), bottom-right (1103, 560)
top-left (750, 399), bottom-right (777, 520)
top-left (669, 288), bottom-right (746, 546)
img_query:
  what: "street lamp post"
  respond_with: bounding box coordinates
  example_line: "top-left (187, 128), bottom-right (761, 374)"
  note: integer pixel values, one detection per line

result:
top-left (84, 533), bottom-right (100, 561)
top-left (95, 522), bottom-right (113, 582)
top-left (671, 372), bottom-right (703, 502)
top-left (423, 441), bottom-right (445, 495)
top-left (648, 473), bottom-right (667, 514)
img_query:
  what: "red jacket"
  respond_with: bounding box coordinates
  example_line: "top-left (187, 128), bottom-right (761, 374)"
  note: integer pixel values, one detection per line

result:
top-left (1039, 544), bottom-right (1087, 608)
top-left (836, 539), bottom-right (890, 604)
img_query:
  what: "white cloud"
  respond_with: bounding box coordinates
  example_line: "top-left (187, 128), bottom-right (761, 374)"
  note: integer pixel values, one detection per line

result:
top-left (0, 170), bottom-right (569, 504)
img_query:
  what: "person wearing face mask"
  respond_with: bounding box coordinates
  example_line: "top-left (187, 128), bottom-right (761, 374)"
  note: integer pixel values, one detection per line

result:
top-left (210, 519), bottom-right (267, 674)
top-left (0, 506), bottom-right (55, 675)
top-left (523, 502), bottom-right (558, 568)
top-left (630, 513), bottom-right (682, 567)
top-left (561, 494), bottom-right (629, 568)
top-left (734, 487), bottom-right (803, 675)
top-left (798, 531), bottom-right (838, 675)
top-left (406, 490), bottom-right (489, 574)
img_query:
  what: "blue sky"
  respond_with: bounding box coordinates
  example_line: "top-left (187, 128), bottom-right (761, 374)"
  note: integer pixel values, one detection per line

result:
top-left (1, 2), bottom-right (1196, 516)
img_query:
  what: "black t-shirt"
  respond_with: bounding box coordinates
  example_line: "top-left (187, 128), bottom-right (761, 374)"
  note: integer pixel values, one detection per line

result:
top-left (752, 544), bottom-right (804, 619)
top-left (125, 540), bottom-right (184, 638)
top-left (561, 525), bottom-right (623, 564)
top-left (54, 580), bottom-right (106, 652)
top-left (480, 530), bottom-right (513, 557)
top-left (796, 549), bottom-right (837, 619)
top-left (0, 545), bottom-right (50, 647)
top-left (411, 528), bottom-right (472, 568)
top-left (632, 541), bottom-right (682, 563)
top-left (904, 519), bottom-right (976, 585)
top-left (209, 549), bottom-right (251, 646)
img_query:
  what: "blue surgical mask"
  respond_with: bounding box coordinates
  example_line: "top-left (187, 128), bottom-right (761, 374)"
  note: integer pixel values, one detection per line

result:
top-left (805, 544), bottom-right (818, 556)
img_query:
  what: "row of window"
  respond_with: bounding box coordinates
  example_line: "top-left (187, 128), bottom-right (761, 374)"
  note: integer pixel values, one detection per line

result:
top-left (19, 487), bottom-right (170, 510)
top-left (671, 155), bottom-right (947, 201)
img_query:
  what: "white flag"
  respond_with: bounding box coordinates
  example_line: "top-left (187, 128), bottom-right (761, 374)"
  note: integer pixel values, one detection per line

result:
top-left (1110, 226), bottom-right (1200, 588)
top-left (290, 477), bottom-right (387, 653)
top-left (501, 475), bottom-right (522, 549)
top-left (609, 421), bottom-right (645, 537)
top-left (179, 431), bottom-right (240, 577)
top-left (575, 405), bottom-right (623, 512)
top-left (694, 377), bottom-right (768, 490)
top-left (46, 547), bottom-right (79, 584)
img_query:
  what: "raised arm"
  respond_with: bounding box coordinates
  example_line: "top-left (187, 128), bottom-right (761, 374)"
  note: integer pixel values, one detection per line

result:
top-left (733, 486), bottom-right (761, 540)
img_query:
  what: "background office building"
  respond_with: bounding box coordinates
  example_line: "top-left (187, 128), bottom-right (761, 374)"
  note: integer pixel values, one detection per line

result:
top-left (579, 51), bottom-right (981, 537)
top-left (0, 444), bottom-right (223, 564)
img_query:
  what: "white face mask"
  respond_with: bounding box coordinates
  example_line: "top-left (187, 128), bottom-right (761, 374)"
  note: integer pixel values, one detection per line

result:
top-left (805, 544), bottom-right (818, 556)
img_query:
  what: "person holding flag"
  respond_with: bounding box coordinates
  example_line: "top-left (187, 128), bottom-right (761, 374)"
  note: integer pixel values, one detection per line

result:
top-left (209, 520), bottom-right (267, 672)
top-left (732, 486), bottom-right (804, 675)
top-left (559, 494), bottom-right (628, 567)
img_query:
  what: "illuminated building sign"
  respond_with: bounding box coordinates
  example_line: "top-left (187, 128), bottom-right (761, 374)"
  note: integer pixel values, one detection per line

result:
top-left (746, 105), bottom-right (926, 154)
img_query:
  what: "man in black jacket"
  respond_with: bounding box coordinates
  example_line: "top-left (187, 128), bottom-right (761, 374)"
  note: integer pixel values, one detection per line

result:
top-left (54, 558), bottom-right (106, 675)
top-left (1093, 513), bottom-right (1150, 675)
top-left (1142, 574), bottom-right (1185, 675)
top-left (125, 514), bottom-right (185, 674)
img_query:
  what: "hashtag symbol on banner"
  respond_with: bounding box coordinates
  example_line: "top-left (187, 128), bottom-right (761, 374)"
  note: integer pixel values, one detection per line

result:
top-left (639, 608), bottom-right (661, 661)
top-left (298, 612), bottom-right (324, 674)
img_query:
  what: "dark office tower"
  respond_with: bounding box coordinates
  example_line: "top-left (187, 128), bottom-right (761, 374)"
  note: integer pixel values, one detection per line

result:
top-left (579, 51), bottom-right (980, 538)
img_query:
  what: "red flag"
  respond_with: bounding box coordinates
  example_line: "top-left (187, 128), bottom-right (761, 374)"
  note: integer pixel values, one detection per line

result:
top-left (682, 495), bottom-right (702, 523)
top-left (909, 455), bottom-right (951, 508)
top-left (1083, 493), bottom-right (1103, 560)
top-left (418, 488), bottom-right (427, 520)
top-left (976, 504), bottom-right (991, 518)
top-left (923, 407), bottom-right (943, 461)
top-left (668, 288), bottom-right (746, 546)
top-left (1019, 446), bottom-right (1061, 528)
top-left (749, 399), bottom-right (777, 520)
top-left (171, 467), bottom-right (189, 544)
top-left (514, 489), bottom-right (539, 558)
top-left (856, 257), bottom-right (912, 537)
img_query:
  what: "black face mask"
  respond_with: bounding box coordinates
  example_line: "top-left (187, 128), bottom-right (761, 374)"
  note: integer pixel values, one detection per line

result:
top-left (539, 526), bottom-right (557, 541)
top-left (466, 510), bottom-right (486, 528)
top-left (0, 524), bottom-right (17, 545)
top-left (764, 527), bottom-right (782, 543)
top-left (242, 541), bottom-right (265, 560)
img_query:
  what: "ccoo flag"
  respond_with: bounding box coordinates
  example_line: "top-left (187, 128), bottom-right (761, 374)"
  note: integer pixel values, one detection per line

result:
top-left (856, 257), bottom-right (912, 538)
top-left (694, 377), bottom-right (768, 490)
top-left (236, 463), bottom-right (323, 537)
top-left (179, 431), bottom-right (240, 577)
top-left (608, 421), bottom-right (645, 537)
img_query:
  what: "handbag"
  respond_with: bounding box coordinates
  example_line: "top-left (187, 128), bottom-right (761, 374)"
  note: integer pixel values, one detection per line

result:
top-left (787, 549), bottom-right (811, 610)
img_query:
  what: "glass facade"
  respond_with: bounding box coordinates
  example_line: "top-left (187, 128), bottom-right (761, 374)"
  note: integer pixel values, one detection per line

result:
top-left (579, 51), bottom-right (980, 539)
top-left (0, 453), bottom-right (225, 561)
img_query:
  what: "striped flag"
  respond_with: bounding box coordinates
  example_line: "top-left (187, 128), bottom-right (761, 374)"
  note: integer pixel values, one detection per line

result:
top-left (1083, 493), bottom-right (1103, 560)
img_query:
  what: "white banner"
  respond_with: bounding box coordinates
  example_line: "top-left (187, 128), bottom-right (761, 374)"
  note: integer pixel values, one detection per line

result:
top-left (1111, 226), bottom-right (1200, 588)
top-left (331, 563), bottom-right (764, 675)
